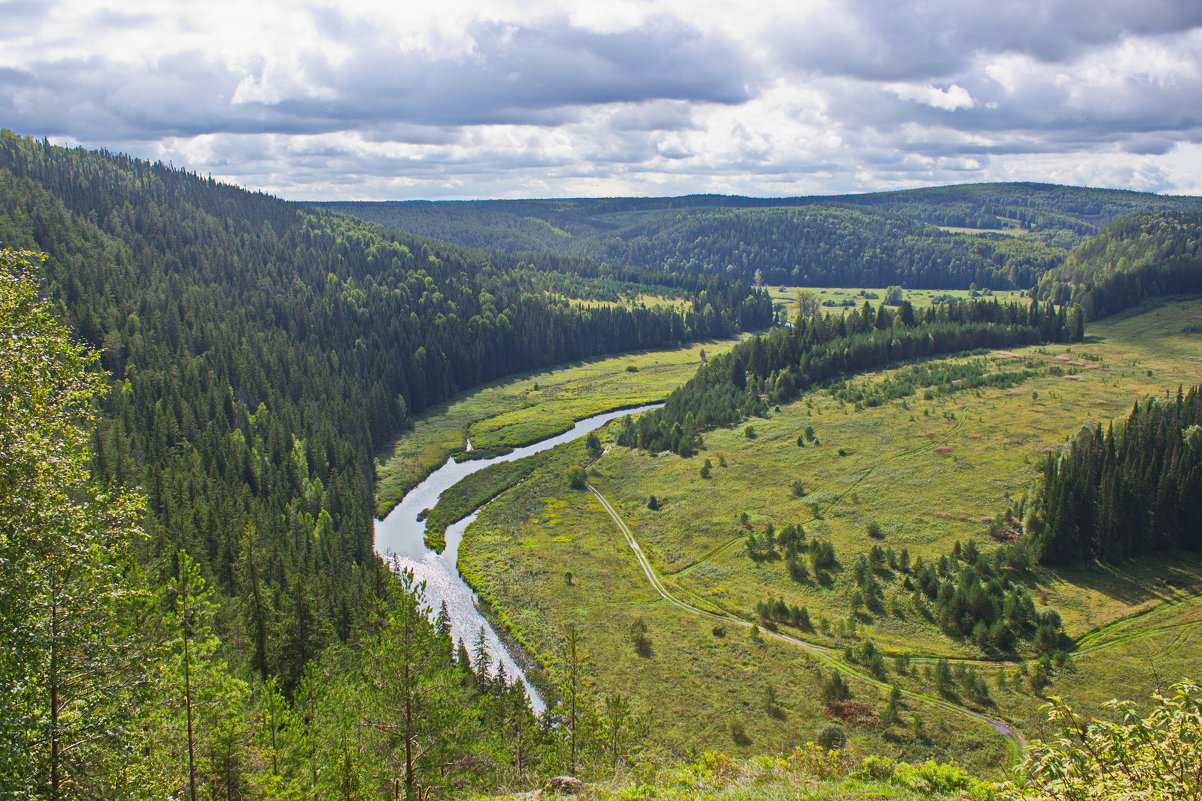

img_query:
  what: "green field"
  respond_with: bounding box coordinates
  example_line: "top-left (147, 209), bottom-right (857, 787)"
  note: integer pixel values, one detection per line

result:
top-left (443, 296), bottom-right (1202, 768)
top-left (374, 337), bottom-right (746, 516)
top-left (764, 286), bottom-right (1031, 319)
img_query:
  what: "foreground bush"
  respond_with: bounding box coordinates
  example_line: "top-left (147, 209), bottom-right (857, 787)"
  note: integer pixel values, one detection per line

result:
top-left (999, 682), bottom-right (1202, 800)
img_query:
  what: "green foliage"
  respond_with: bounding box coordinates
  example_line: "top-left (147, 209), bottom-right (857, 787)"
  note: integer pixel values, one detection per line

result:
top-left (329, 183), bottom-right (1202, 296)
top-left (618, 297), bottom-right (1081, 455)
top-left (1037, 210), bottom-right (1202, 319)
top-left (816, 723), bottom-right (847, 750)
top-left (1030, 387), bottom-right (1202, 564)
top-left (999, 682), bottom-right (1202, 800)
top-left (832, 355), bottom-right (1047, 409)
top-left (820, 671), bottom-right (852, 706)
top-left (0, 130), bottom-right (770, 697)
top-left (585, 432), bottom-right (604, 460)
top-left (566, 464), bottom-right (588, 490)
top-left (0, 249), bottom-right (147, 797)
top-left (630, 619), bottom-right (652, 658)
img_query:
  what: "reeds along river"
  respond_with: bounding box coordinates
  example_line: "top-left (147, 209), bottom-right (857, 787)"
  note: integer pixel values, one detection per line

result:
top-left (374, 404), bottom-right (662, 714)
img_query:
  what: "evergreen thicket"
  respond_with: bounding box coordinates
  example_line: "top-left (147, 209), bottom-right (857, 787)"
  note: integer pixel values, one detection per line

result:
top-left (618, 298), bottom-right (1082, 454)
top-left (1030, 387), bottom-right (1202, 565)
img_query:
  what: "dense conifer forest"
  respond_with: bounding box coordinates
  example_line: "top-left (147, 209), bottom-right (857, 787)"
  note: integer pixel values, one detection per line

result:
top-left (1030, 386), bottom-right (1202, 565)
top-left (0, 132), bottom-right (771, 796)
top-left (326, 183), bottom-right (1202, 290)
top-left (573, 206), bottom-right (1061, 290)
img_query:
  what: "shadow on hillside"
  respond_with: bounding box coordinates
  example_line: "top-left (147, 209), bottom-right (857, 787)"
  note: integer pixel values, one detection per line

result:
top-left (1052, 551), bottom-right (1202, 607)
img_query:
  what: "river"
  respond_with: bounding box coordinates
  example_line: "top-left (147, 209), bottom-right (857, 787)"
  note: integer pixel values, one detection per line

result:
top-left (373, 403), bottom-right (661, 714)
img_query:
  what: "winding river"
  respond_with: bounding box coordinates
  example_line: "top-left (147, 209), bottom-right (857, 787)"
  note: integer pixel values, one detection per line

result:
top-left (373, 404), bottom-right (661, 714)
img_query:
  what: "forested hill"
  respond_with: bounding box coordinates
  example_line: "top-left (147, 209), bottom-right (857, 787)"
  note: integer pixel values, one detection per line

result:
top-left (322, 183), bottom-right (1202, 291)
top-left (0, 131), bottom-right (770, 692)
top-left (1035, 210), bottom-right (1202, 318)
top-left (575, 205), bottom-right (1061, 290)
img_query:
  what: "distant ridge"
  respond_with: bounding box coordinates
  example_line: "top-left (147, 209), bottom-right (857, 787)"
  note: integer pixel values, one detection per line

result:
top-left (320, 183), bottom-right (1202, 291)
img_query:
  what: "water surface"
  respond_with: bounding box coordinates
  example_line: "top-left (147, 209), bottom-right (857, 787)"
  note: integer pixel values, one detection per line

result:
top-left (374, 404), bottom-right (661, 713)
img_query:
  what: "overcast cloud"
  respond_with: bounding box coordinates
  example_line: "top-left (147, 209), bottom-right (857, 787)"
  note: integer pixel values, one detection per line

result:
top-left (1, 0), bottom-right (1200, 199)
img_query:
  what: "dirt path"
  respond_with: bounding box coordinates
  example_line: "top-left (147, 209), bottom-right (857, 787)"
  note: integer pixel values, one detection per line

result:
top-left (588, 483), bottom-right (1028, 759)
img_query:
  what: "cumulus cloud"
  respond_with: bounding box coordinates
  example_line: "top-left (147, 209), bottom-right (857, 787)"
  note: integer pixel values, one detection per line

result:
top-left (0, 10), bottom-right (752, 140)
top-left (772, 0), bottom-right (1202, 81)
top-left (1, 0), bottom-right (1201, 198)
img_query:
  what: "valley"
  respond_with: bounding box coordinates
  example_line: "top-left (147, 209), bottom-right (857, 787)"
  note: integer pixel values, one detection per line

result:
top-left (4, 128), bottom-right (1201, 797)
top-left (394, 294), bottom-right (1202, 774)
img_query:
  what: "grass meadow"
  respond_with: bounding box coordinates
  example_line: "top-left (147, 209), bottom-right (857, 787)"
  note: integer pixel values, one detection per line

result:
top-left (387, 294), bottom-right (1202, 769)
top-left (374, 336), bottom-right (745, 516)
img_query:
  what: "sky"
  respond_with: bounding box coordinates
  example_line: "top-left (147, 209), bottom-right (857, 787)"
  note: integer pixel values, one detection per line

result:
top-left (2, 0), bottom-right (1201, 201)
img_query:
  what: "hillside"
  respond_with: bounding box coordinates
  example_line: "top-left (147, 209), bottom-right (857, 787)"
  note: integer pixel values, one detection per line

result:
top-left (4, 131), bottom-right (1200, 796)
top-left (322, 183), bottom-right (1202, 290)
top-left (1036, 209), bottom-right (1202, 317)
top-left (0, 132), bottom-right (774, 796)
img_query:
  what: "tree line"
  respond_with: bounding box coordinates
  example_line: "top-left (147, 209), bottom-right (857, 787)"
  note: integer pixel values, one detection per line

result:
top-left (1029, 386), bottom-right (1202, 565)
top-left (618, 297), bottom-right (1083, 455)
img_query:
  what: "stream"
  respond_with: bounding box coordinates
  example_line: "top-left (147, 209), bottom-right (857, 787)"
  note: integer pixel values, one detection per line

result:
top-left (374, 404), bottom-right (661, 714)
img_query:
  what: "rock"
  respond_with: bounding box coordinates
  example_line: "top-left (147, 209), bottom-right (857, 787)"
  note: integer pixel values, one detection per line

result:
top-left (547, 776), bottom-right (583, 795)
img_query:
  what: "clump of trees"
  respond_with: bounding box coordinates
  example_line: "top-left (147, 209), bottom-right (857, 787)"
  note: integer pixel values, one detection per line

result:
top-left (756, 597), bottom-right (813, 632)
top-left (906, 540), bottom-right (1063, 655)
top-left (1029, 387), bottom-right (1202, 564)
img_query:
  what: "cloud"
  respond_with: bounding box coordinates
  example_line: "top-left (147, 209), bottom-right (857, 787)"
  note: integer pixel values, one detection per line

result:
top-left (773, 0), bottom-right (1202, 81)
top-left (3, 0), bottom-right (1202, 199)
top-left (0, 11), bottom-right (753, 141)
top-left (0, 0), bottom-right (51, 36)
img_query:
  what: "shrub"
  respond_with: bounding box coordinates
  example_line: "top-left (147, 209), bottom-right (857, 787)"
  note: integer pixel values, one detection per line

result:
top-left (816, 723), bottom-right (846, 750)
top-left (729, 719), bottom-right (751, 746)
top-left (998, 681), bottom-right (1202, 799)
top-left (566, 465), bottom-right (587, 489)
top-left (631, 619), bottom-right (652, 658)
top-left (820, 670), bottom-right (851, 706)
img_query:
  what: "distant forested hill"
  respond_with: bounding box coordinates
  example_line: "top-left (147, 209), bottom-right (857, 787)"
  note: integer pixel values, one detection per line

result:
top-left (1036, 210), bottom-right (1202, 318)
top-left (574, 205), bottom-right (1062, 289)
top-left (0, 131), bottom-right (769, 692)
top-left (323, 183), bottom-right (1202, 291)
